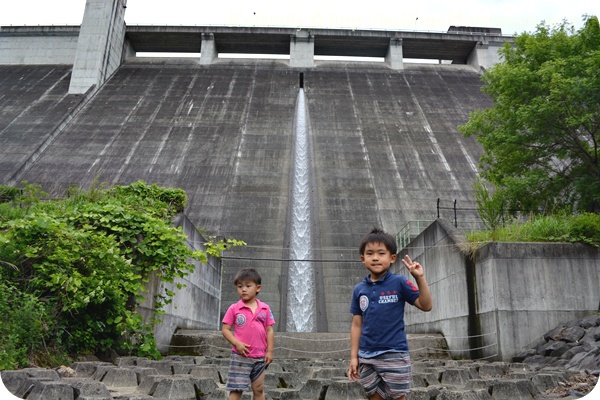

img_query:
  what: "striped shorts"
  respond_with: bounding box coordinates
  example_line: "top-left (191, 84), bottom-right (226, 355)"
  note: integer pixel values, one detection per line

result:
top-left (358, 352), bottom-right (412, 399)
top-left (225, 352), bottom-right (267, 393)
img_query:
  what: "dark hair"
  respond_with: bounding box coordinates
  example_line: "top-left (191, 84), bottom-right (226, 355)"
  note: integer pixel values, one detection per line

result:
top-left (233, 268), bottom-right (262, 285)
top-left (359, 227), bottom-right (397, 255)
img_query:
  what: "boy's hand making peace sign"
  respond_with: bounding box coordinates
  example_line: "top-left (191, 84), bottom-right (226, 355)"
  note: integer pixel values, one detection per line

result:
top-left (401, 255), bottom-right (424, 279)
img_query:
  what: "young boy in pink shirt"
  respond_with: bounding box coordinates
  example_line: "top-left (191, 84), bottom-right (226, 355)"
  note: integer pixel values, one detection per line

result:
top-left (222, 269), bottom-right (276, 400)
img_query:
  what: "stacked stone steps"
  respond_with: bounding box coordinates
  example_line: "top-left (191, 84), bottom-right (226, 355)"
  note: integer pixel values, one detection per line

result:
top-left (2, 355), bottom-right (587, 400)
top-left (168, 330), bottom-right (451, 361)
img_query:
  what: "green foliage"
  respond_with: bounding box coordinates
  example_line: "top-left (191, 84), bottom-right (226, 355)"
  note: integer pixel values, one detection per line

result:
top-left (466, 213), bottom-right (600, 247)
top-left (0, 180), bottom-right (241, 369)
top-left (460, 16), bottom-right (600, 214)
top-left (0, 185), bottom-right (21, 203)
top-left (472, 177), bottom-right (511, 231)
top-left (0, 281), bottom-right (52, 369)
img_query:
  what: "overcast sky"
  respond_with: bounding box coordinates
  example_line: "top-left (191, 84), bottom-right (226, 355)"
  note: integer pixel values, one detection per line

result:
top-left (0, 0), bottom-right (595, 36)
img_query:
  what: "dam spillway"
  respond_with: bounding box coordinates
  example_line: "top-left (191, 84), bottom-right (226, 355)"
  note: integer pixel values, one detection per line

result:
top-left (0, 59), bottom-right (490, 333)
top-left (287, 88), bottom-right (316, 332)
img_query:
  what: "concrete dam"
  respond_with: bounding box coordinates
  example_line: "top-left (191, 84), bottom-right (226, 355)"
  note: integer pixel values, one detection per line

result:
top-left (0, 0), bottom-right (513, 336)
top-left (0, 59), bottom-right (492, 332)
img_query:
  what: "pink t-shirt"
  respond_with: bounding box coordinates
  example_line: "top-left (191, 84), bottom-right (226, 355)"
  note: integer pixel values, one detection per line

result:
top-left (222, 299), bottom-right (276, 358)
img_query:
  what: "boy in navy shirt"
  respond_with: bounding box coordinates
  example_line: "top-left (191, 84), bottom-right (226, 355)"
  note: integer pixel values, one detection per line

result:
top-left (348, 228), bottom-right (432, 400)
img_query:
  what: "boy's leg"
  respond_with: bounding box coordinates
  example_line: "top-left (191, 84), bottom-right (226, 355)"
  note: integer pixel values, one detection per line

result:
top-left (228, 390), bottom-right (242, 400)
top-left (250, 371), bottom-right (266, 400)
top-left (249, 360), bottom-right (268, 400)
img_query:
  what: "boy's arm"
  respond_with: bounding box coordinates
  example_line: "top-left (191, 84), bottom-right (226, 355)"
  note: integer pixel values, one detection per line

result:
top-left (348, 314), bottom-right (362, 381)
top-left (401, 255), bottom-right (433, 312)
top-left (413, 275), bottom-right (432, 311)
top-left (222, 323), bottom-right (250, 356)
top-left (265, 325), bottom-right (275, 364)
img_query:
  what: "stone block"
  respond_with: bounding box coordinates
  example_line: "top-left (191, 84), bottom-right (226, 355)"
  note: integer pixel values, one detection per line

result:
top-left (538, 340), bottom-right (568, 356)
top-left (149, 375), bottom-right (198, 400)
top-left (0, 370), bottom-right (29, 393)
top-left (323, 380), bottom-right (365, 400)
top-left (580, 315), bottom-right (600, 329)
top-left (69, 379), bottom-right (112, 399)
top-left (313, 368), bottom-right (347, 379)
top-left (477, 362), bottom-right (510, 378)
top-left (137, 375), bottom-right (170, 395)
top-left (268, 387), bottom-right (302, 399)
top-left (132, 367), bottom-right (159, 383)
top-left (136, 359), bottom-right (176, 375)
top-left (264, 371), bottom-right (303, 389)
top-left (91, 365), bottom-right (117, 381)
top-left (70, 362), bottom-right (113, 377)
top-left (26, 380), bottom-right (74, 400)
top-left (440, 368), bottom-right (472, 385)
top-left (411, 372), bottom-right (439, 388)
top-left (556, 326), bottom-right (586, 343)
top-left (172, 363), bottom-right (195, 374)
top-left (299, 378), bottom-right (330, 399)
top-left (192, 377), bottom-right (219, 397)
top-left (189, 365), bottom-right (221, 381)
top-left (101, 367), bottom-right (138, 387)
top-left (531, 373), bottom-right (562, 392)
top-left (436, 389), bottom-right (492, 399)
top-left (408, 387), bottom-right (441, 400)
top-left (465, 378), bottom-right (497, 391)
top-left (489, 379), bottom-right (537, 399)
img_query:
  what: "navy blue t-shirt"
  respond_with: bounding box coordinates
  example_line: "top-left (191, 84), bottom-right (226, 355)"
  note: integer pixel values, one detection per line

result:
top-left (350, 270), bottom-right (420, 354)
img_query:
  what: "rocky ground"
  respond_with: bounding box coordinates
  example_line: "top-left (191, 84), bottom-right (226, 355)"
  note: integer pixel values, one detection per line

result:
top-left (1, 314), bottom-right (599, 399)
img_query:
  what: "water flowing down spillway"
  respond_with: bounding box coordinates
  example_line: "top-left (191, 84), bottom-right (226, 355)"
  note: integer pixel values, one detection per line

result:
top-left (287, 88), bottom-right (316, 332)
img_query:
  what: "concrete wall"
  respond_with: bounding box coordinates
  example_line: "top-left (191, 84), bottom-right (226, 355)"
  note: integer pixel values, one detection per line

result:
top-left (0, 30), bottom-right (78, 65)
top-left (69, 0), bottom-right (128, 94)
top-left (401, 219), bottom-right (600, 361)
top-left (467, 41), bottom-right (506, 71)
top-left (137, 214), bottom-right (222, 354)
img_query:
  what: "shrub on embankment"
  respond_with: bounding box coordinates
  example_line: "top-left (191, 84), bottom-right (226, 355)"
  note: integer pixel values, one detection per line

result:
top-left (467, 212), bottom-right (600, 247)
top-left (0, 181), bottom-right (233, 370)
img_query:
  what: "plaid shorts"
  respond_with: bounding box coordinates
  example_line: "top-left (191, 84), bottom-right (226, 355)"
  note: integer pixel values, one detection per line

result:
top-left (225, 352), bottom-right (267, 393)
top-left (358, 352), bottom-right (412, 399)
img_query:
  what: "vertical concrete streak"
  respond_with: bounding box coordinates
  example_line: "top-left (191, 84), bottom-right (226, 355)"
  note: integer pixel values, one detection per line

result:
top-left (6, 70), bottom-right (97, 186)
top-left (87, 95), bottom-right (145, 177)
top-left (0, 68), bottom-right (64, 138)
top-left (232, 68), bottom-right (256, 177)
top-left (402, 75), bottom-right (460, 191)
top-left (432, 69), bottom-right (479, 175)
top-left (458, 140), bottom-right (479, 174)
top-left (217, 73), bottom-right (237, 122)
top-left (173, 78), bottom-right (201, 174)
top-left (113, 74), bottom-right (179, 183)
top-left (367, 75), bottom-right (405, 190)
top-left (346, 70), bottom-right (383, 227)
top-left (150, 73), bottom-right (203, 174)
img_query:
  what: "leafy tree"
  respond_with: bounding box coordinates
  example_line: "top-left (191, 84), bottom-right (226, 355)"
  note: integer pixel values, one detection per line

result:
top-left (460, 16), bottom-right (600, 216)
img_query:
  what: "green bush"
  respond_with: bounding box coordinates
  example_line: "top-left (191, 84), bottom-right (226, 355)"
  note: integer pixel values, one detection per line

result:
top-left (0, 180), bottom-right (240, 369)
top-left (0, 282), bottom-right (51, 369)
top-left (466, 213), bottom-right (600, 247)
top-left (570, 213), bottom-right (600, 245)
top-left (0, 185), bottom-right (20, 203)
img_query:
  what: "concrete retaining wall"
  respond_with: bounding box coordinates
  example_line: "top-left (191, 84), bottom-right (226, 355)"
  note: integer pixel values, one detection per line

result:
top-left (400, 219), bottom-right (600, 361)
top-left (0, 34), bottom-right (78, 65)
top-left (137, 214), bottom-right (222, 354)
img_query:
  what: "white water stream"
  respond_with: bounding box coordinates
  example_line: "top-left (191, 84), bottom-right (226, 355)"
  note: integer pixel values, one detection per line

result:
top-left (286, 88), bottom-right (316, 332)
